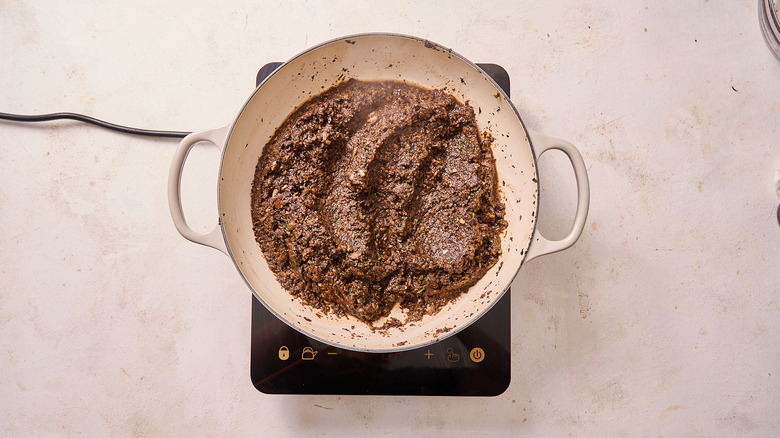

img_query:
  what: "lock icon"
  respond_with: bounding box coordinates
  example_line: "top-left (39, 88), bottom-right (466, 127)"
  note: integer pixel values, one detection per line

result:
top-left (278, 346), bottom-right (289, 360)
top-left (301, 347), bottom-right (318, 360)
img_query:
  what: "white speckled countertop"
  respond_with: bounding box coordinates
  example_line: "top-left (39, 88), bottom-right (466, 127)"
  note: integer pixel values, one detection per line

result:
top-left (2, 1), bottom-right (779, 436)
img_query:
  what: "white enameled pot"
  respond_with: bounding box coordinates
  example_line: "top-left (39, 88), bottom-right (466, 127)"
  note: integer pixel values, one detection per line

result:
top-left (168, 33), bottom-right (589, 352)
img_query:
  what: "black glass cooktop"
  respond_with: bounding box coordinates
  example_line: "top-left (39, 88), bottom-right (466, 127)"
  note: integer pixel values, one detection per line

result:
top-left (250, 62), bottom-right (511, 396)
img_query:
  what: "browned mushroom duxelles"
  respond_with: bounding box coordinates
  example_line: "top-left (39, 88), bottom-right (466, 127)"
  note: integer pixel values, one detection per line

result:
top-left (251, 79), bottom-right (506, 326)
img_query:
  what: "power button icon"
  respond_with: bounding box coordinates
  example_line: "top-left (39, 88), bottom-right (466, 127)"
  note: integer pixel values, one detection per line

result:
top-left (469, 347), bottom-right (485, 363)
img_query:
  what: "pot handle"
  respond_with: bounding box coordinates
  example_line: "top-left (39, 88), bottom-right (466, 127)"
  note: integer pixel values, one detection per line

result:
top-left (167, 125), bottom-right (231, 255)
top-left (524, 130), bottom-right (590, 262)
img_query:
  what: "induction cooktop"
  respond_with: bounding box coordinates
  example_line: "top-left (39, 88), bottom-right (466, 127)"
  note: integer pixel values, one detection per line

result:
top-left (250, 62), bottom-right (512, 396)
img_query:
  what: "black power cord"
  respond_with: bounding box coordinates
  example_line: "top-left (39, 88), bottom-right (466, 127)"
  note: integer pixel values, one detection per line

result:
top-left (0, 111), bottom-right (190, 138)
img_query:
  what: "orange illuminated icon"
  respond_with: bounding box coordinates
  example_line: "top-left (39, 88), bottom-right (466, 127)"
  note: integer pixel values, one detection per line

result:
top-left (278, 346), bottom-right (290, 360)
top-left (302, 347), bottom-right (318, 360)
top-left (469, 347), bottom-right (485, 363)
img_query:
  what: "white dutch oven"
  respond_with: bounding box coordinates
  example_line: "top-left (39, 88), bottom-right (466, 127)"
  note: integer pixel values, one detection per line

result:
top-left (168, 33), bottom-right (589, 352)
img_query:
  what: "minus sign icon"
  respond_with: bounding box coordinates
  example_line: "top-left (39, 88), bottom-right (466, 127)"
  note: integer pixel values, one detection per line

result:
top-left (327, 352), bottom-right (337, 355)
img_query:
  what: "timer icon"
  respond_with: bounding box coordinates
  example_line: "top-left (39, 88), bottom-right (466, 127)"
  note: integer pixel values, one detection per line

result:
top-left (469, 347), bottom-right (485, 363)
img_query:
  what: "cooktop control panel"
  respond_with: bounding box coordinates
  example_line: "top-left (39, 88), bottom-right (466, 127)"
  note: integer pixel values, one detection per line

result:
top-left (250, 289), bottom-right (510, 396)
